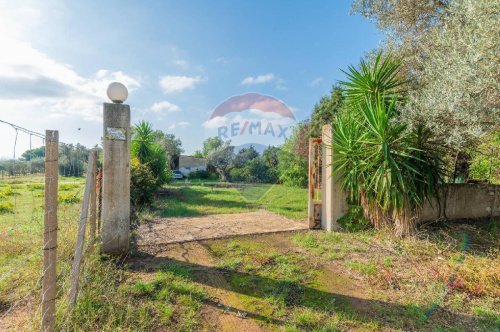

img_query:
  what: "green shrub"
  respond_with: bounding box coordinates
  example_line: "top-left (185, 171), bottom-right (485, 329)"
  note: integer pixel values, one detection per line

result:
top-left (59, 183), bottom-right (80, 191)
top-left (1, 185), bottom-right (15, 197)
top-left (277, 151), bottom-right (308, 188)
top-left (130, 159), bottom-right (158, 207)
top-left (187, 170), bottom-right (210, 179)
top-left (58, 193), bottom-right (80, 204)
top-left (0, 202), bottom-right (14, 214)
top-left (130, 121), bottom-right (172, 209)
top-left (28, 183), bottom-right (44, 191)
top-left (338, 205), bottom-right (371, 232)
top-left (469, 132), bottom-right (500, 184)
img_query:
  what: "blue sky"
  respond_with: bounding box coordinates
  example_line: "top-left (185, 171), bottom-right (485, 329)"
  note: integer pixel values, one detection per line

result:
top-left (0, 0), bottom-right (382, 158)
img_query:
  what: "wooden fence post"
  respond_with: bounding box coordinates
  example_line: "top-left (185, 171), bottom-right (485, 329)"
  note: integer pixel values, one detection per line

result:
top-left (42, 130), bottom-right (58, 332)
top-left (89, 150), bottom-right (97, 240)
top-left (68, 151), bottom-right (95, 309)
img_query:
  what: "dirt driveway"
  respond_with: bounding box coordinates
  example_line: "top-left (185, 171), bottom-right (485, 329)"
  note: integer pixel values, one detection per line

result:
top-left (136, 210), bottom-right (308, 246)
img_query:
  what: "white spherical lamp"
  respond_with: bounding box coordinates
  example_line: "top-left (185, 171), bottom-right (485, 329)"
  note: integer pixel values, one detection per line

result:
top-left (106, 82), bottom-right (128, 104)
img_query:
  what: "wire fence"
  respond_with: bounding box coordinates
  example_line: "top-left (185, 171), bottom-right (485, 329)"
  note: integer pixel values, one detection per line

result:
top-left (0, 120), bottom-right (101, 331)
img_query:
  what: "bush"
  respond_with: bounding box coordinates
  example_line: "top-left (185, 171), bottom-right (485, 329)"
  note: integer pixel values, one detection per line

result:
top-left (243, 158), bottom-right (278, 183)
top-left (469, 132), bottom-right (500, 184)
top-left (337, 206), bottom-right (371, 232)
top-left (130, 159), bottom-right (158, 207)
top-left (228, 167), bottom-right (245, 182)
top-left (130, 121), bottom-right (172, 209)
top-left (0, 202), bottom-right (14, 214)
top-left (277, 151), bottom-right (308, 187)
top-left (229, 158), bottom-right (278, 183)
top-left (188, 170), bottom-right (210, 179)
top-left (1, 185), bottom-right (15, 197)
top-left (58, 193), bottom-right (80, 204)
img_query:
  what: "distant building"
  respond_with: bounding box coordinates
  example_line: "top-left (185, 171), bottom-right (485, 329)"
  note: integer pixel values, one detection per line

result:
top-left (178, 155), bottom-right (207, 176)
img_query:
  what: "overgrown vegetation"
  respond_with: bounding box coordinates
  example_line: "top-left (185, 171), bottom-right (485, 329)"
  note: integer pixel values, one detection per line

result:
top-left (203, 220), bottom-right (499, 331)
top-left (130, 121), bottom-right (172, 207)
top-left (332, 52), bottom-right (443, 237)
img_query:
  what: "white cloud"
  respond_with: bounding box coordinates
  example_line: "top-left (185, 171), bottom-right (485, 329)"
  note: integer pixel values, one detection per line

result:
top-left (241, 73), bottom-right (275, 85)
top-left (203, 116), bottom-right (230, 129)
top-left (0, 3), bottom-right (142, 158)
top-left (151, 101), bottom-right (181, 113)
top-left (308, 77), bottom-right (323, 87)
top-left (159, 75), bottom-right (203, 93)
top-left (0, 35), bottom-right (140, 123)
top-left (173, 60), bottom-right (189, 69)
top-left (168, 121), bottom-right (190, 130)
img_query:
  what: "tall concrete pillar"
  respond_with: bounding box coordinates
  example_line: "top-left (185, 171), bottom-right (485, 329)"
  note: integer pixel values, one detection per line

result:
top-left (101, 102), bottom-right (130, 254)
top-left (321, 124), bottom-right (344, 231)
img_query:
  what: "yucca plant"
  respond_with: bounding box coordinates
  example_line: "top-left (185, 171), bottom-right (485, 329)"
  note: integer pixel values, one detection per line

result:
top-left (332, 52), bottom-right (443, 237)
top-left (131, 121), bottom-right (171, 207)
top-left (340, 51), bottom-right (406, 106)
top-left (132, 121), bottom-right (155, 164)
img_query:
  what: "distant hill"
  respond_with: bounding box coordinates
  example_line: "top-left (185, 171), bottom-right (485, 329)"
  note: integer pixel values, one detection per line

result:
top-left (234, 143), bottom-right (270, 155)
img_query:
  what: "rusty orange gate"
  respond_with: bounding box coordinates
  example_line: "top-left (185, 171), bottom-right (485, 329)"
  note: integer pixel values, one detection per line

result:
top-left (308, 137), bottom-right (322, 228)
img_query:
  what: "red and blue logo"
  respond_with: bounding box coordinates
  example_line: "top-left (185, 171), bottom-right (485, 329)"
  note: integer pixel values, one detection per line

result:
top-left (205, 92), bottom-right (296, 152)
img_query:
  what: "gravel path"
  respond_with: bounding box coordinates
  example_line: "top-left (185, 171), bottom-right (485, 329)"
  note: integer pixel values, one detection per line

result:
top-left (136, 210), bottom-right (308, 246)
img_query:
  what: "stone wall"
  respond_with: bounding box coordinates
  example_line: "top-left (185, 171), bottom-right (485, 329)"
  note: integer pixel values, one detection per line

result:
top-left (421, 184), bottom-right (500, 221)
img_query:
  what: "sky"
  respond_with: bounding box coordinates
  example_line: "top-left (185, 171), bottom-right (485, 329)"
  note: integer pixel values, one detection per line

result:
top-left (0, 0), bottom-right (382, 158)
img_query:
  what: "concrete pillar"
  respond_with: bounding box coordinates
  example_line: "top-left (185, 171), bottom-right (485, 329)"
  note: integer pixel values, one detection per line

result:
top-left (101, 103), bottom-right (130, 254)
top-left (321, 124), bottom-right (343, 231)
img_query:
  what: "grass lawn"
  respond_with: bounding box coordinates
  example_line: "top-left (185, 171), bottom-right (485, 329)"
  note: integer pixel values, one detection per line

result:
top-left (2, 177), bottom-right (498, 331)
top-left (152, 181), bottom-right (308, 220)
top-left (0, 175), bottom-right (85, 330)
top-left (201, 223), bottom-right (499, 331)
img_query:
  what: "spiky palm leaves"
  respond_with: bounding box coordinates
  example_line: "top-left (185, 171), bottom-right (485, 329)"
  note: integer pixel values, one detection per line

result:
top-left (132, 121), bottom-right (170, 186)
top-left (333, 52), bottom-right (443, 237)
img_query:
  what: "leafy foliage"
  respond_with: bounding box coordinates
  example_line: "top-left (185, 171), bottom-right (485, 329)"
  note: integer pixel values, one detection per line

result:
top-left (130, 158), bottom-right (158, 206)
top-left (206, 141), bottom-right (235, 182)
top-left (153, 131), bottom-right (183, 169)
top-left (132, 121), bottom-right (156, 164)
top-left (232, 146), bottom-right (259, 168)
top-left (201, 136), bottom-right (224, 157)
top-left (469, 132), bottom-right (500, 184)
top-left (277, 122), bottom-right (310, 188)
top-left (332, 52), bottom-right (444, 236)
top-left (337, 206), bottom-right (371, 232)
top-left (131, 121), bottom-right (172, 208)
top-left (262, 146), bottom-right (280, 168)
top-left (353, 0), bottom-right (500, 150)
top-left (309, 84), bottom-right (345, 136)
top-left (229, 157), bottom-right (278, 183)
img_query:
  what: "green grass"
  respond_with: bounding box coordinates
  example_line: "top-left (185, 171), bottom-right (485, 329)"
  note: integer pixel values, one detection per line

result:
top-left (0, 175), bottom-right (85, 331)
top-left (154, 184), bottom-right (256, 217)
top-left (3, 176), bottom-right (498, 331)
top-left (154, 182), bottom-right (308, 220)
top-left (68, 259), bottom-right (207, 331)
top-left (204, 227), bottom-right (500, 331)
top-left (259, 184), bottom-right (308, 220)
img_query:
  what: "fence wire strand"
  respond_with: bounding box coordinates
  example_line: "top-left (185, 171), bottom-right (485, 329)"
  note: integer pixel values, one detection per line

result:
top-left (0, 119), bottom-right (99, 331)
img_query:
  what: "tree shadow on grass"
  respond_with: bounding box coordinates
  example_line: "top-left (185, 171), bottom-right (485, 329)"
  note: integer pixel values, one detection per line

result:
top-left (154, 187), bottom-right (258, 218)
top-left (127, 253), bottom-right (484, 331)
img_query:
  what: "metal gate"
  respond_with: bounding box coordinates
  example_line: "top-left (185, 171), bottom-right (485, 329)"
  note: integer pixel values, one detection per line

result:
top-left (308, 137), bottom-right (322, 228)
